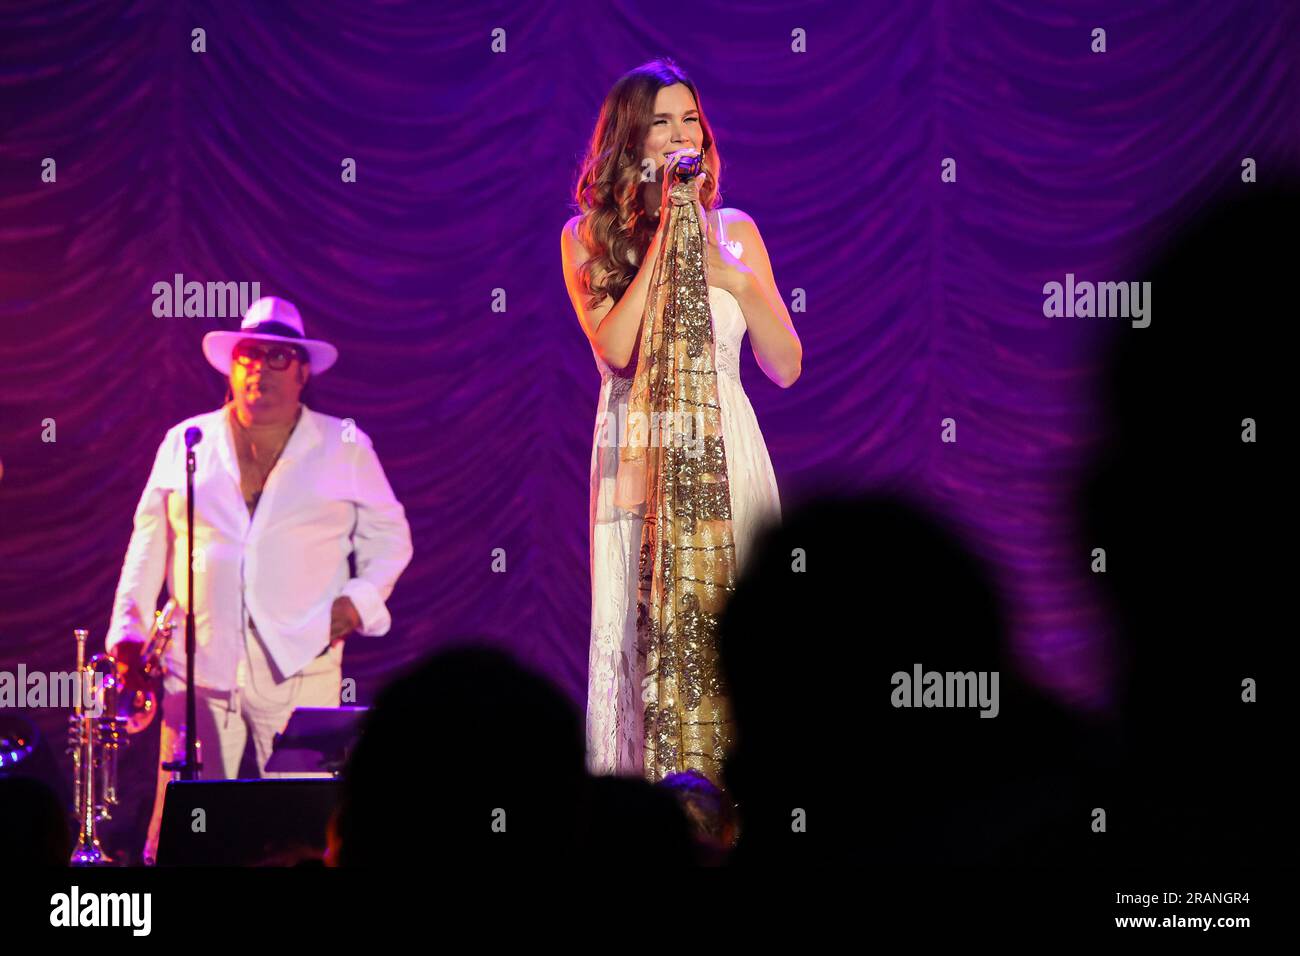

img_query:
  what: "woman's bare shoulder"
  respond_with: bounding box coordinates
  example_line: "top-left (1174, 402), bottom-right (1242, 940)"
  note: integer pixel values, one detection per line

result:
top-left (562, 214), bottom-right (587, 255)
top-left (561, 214), bottom-right (611, 304)
top-left (716, 208), bottom-right (765, 257)
top-left (716, 207), bottom-right (755, 229)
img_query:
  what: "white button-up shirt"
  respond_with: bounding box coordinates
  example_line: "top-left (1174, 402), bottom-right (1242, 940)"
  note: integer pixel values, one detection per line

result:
top-left (105, 404), bottom-right (414, 690)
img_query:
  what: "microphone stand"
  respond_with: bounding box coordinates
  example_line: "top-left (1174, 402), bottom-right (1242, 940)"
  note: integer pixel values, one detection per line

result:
top-left (163, 428), bottom-right (204, 781)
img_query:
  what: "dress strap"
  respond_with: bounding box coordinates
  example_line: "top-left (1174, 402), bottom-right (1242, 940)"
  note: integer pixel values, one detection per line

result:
top-left (714, 208), bottom-right (725, 243)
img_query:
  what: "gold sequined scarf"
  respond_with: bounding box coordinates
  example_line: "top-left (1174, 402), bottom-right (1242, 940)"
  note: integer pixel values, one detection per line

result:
top-left (612, 180), bottom-right (738, 788)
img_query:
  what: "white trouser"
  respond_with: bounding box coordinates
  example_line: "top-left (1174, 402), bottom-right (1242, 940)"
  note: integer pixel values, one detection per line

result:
top-left (160, 618), bottom-right (343, 779)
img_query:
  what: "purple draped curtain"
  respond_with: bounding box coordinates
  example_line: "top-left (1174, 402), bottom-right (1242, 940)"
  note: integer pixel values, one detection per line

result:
top-left (1, 0), bottom-right (1297, 815)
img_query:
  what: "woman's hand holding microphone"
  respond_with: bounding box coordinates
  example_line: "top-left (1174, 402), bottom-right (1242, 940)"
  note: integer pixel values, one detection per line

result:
top-left (648, 148), bottom-right (706, 258)
top-left (650, 148), bottom-right (751, 295)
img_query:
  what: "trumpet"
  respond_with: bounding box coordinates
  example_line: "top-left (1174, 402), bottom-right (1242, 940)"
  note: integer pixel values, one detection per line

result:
top-left (109, 598), bottom-right (180, 735)
top-left (67, 628), bottom-right (128, 865)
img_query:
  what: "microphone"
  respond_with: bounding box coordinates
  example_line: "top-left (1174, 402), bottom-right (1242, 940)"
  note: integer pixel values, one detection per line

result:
top-left (672, 152), bottom-right (705, 183)
top-left (185, 427), bottom-right (203, 450)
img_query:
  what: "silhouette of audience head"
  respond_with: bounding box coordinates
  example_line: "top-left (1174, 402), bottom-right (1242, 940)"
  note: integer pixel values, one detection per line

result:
top-left (332, 641), bottom-right (703, 864)
top-left (719, 495), bottom-right (1081, 864)
top-left (582, 774), bottom-right (699, 865)
top-left (657, 769), bottom-right (738, 864)
top-left (332, 643), bottom-right (586, 865)
top-left (0, 775), bottom-right (71, 866)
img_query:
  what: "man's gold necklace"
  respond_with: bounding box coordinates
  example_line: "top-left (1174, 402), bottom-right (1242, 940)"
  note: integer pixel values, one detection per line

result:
top-left (231, 405), bottom-right (301, 494)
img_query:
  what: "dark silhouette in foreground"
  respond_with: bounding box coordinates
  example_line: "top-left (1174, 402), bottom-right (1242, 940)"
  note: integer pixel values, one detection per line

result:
top-left (332, 644), bottom-right (697, 864)
top-left (0, 775), bottom-right (72, 866)
top-left (1076, 182), bottom-right (1292, 865)
top-left (719, 496), bottom-right (1091, 865)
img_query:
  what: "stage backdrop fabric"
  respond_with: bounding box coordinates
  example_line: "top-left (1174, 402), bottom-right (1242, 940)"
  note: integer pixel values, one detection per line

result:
top-left (1, 1), bottom-right (1297, 799)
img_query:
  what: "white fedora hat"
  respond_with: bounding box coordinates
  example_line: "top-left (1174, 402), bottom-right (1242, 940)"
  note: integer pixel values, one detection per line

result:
top-left (202, 297), bottom-right (339, 375)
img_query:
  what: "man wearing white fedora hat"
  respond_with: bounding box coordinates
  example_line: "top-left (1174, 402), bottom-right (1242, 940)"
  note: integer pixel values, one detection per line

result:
top-left (105, 296), bottom-right (413, 863)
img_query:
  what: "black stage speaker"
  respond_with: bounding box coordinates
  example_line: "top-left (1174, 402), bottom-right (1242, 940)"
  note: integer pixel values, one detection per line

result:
top-left (156, 778), bottom-right (339, 866)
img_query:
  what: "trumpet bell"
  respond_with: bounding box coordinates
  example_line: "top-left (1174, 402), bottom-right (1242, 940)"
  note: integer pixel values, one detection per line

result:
top-left (109, 640), bottom-right (161, 734)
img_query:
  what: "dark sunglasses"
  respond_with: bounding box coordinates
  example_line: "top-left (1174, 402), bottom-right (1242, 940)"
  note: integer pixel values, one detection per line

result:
top-left (233, 342), bottom-right (306, 371)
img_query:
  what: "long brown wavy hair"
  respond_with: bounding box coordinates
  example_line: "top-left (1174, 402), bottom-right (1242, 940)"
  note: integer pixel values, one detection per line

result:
top-left (571, 58), bottom-right (723, 310)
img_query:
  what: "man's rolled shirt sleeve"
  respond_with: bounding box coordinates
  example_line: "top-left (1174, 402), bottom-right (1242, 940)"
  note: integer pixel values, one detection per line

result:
top-left (344, 431), bottom-right (413, 636)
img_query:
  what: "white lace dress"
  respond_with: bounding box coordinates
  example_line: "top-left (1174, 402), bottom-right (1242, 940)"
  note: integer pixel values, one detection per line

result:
top-left (585, 214), bottom-right (782, 776)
